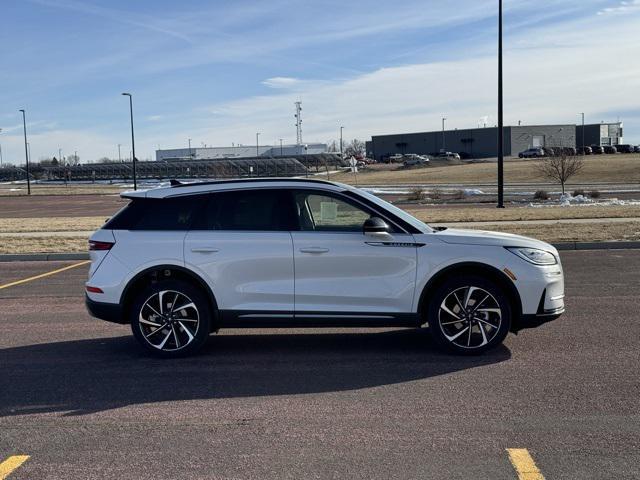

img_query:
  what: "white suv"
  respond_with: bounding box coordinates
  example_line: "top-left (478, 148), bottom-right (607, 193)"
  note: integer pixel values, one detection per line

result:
top-left (86, 178), bottom-right (564, 357)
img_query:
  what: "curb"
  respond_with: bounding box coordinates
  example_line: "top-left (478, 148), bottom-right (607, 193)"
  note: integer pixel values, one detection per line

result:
top-left (1, 241), bottom-right (640, 262)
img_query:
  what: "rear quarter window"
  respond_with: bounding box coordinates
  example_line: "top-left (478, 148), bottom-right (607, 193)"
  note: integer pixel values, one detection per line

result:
top-left (104, 195), bottom-right (204, 230)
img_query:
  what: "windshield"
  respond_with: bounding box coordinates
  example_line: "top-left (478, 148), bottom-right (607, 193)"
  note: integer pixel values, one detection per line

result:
top-left (350, 187), bottom-right (433, 233)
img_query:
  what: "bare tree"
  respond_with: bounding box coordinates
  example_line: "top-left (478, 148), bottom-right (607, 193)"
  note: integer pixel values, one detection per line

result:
top-left (535, 150), bottom-right (584, 195)
top-left (344, 138), bottom-right (365, 157)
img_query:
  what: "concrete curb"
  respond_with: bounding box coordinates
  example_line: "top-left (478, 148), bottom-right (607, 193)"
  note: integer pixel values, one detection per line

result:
top-left (1, 241), bottom-right (640, 262)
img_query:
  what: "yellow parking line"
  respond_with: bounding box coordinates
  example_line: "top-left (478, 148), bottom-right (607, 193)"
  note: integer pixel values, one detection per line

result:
top-left (0, 260), bottom-right (90, 291)
top-left (507, 448), bottom-right (545, 480)
top-left (0, 456), bottom-right (30, 479)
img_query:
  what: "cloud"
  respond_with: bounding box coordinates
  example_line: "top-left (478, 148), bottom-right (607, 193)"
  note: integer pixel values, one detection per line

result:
top-left (146, 115), bottom-right (164, 122)
top-left (598, 0), bottom-right (640, 15)
top-left (262, 77), bottom-right (302, 89)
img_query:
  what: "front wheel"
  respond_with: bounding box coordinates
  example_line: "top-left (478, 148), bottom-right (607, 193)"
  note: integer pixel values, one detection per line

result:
top-left (427, 275), bottom-right (511, 355)
top-left (130, 280), bottom-right (211, 358)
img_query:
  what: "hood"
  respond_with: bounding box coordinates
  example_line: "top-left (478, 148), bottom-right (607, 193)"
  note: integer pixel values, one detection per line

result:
top-left (434, 228), bottom-right (556, 251)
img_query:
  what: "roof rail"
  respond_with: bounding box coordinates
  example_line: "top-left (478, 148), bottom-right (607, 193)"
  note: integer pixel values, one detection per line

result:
top-left (169, 177), bottom-right (336, 188)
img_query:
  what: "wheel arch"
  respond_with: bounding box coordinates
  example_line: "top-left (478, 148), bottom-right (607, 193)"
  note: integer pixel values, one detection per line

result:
top-left (417, 262), bottom-right (522, 327)
top-left (120, 264), bottom-right (220, 329)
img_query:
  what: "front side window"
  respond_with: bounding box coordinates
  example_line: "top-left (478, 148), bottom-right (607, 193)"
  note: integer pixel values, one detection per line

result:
top-left (294, 191), bottom-right (372, 232)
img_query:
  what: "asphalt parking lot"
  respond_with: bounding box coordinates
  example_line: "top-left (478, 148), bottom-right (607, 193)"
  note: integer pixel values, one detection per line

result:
top-left (1, 250), bottom-right (639, 479)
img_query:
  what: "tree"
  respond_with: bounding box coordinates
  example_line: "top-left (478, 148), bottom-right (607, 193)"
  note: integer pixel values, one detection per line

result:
top-left (535, 150), bottom-right (584, 195)
top-left (67, 154), bottom-right (80, 165)
top-left (344, 138), bottom-right (365, 157)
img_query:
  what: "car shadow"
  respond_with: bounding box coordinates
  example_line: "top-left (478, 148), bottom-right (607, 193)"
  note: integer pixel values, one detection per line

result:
top-left (1, 329), bottom-right (510, 417)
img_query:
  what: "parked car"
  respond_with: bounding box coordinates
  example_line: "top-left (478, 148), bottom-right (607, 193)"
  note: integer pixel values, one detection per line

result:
top-left (86, 178), bottom-right (565, 357)
top-left (616, 144), bottom-right (634, 153)
top-left (591, 145), bottom-right (604, 154)
top-left (403, 154), bottom-right (430, 167)
top-left (603, 145), bottom-right (617, 154)
top-left (436, 151), bottom-right (461, 160)
top-left (563, 147), bottom-right (577, 156)
top-left (542, 147), bottom-right (556, 157)
top-left (577, 146), bottom-right (592, 155)
top-left (634, 146), bottom-right (640, 153)
top-left (518, 148), bottom-right (544, 158)
top-left (387, 154), bottom-right (404, 163)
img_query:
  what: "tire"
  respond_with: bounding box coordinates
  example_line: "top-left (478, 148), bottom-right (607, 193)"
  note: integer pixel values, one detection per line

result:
top-left (427, 275), bottom-right (511, 355)
top-left (130, 279), bottom-right (212, 358)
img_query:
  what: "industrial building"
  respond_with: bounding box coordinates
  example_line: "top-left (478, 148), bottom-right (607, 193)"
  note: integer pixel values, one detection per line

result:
top-left (366, 122), bottom-right (624, 160)
top-left (156, 143), bottom-right (327, 161)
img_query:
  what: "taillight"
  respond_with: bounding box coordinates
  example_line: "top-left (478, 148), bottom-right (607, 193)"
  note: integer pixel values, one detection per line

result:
top-left (89, 240), bottom-right (114, 251)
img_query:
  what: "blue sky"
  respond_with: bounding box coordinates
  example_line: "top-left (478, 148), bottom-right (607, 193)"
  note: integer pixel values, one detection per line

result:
top-left (1, 0), bottom-right (639, 162)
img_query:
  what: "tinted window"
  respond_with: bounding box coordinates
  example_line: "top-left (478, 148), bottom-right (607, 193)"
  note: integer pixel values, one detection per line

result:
top-left (104, 196), bottom-right (202, 230)
top-left (199, 189), bottom-right (295, 231)
top-left (294, 191), bottom-right (372, 232)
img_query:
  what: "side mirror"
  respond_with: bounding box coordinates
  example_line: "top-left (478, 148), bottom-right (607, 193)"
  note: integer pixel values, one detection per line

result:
top-left (363, 216), bottom-right (389, 234)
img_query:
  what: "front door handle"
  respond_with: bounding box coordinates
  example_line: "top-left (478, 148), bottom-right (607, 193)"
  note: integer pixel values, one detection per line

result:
top-left (299, 247), bottom-right (329, 254)
top-left (191, 247), bottom-right (219, 253)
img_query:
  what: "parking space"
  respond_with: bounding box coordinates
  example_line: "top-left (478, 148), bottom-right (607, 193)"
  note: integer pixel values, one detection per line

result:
top-left (0, 251), bottom-right (639, 479)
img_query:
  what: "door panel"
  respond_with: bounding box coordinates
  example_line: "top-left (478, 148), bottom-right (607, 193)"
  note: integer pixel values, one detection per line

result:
top-left (185, 231), bottom-right (294, 311)
top-left (292, 231), bottom-right (418, 313)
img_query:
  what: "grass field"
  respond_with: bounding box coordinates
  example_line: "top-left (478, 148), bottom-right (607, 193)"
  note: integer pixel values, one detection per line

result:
top-left (330, 154), bottom-right (640, 185)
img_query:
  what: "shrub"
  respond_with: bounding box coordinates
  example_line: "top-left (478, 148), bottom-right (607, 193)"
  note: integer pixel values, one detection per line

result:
top-left (408, 187), bottom-right (426, 201)
top-left (589, 190), bottom-right (601, 199)
top-left (572, 189), bottom-right (585, 197)
top-left (452, 189), bottom-right (466, 200)
top-left (430, 188), bottom-right (442, 200)
top-left (534, 190), bottom-right (549, 200)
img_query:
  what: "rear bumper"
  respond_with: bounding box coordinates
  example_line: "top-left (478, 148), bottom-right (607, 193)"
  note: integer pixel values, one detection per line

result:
top-left (85, 295), bottom-right (126, 324)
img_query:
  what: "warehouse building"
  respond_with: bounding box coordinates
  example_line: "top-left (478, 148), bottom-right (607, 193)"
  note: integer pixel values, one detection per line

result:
top-left (366, 122), bottom-right (623, 160)
top-left (156, 143), bottom-right (327, 161)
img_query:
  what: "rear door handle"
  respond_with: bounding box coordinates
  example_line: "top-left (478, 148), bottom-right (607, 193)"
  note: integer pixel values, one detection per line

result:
top-left (299, 247), bottom-right (329, 254)
top-left (191, 247), bottom-right (219, 253)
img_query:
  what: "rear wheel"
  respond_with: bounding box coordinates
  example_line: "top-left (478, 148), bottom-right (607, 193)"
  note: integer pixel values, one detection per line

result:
top-left (130, 280), bottom-right (211, 358)
top-left (427, 275), bottom-right (511, 355)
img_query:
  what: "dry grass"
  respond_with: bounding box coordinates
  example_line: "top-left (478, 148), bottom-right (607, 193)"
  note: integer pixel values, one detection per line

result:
top-left (405, 204), bottom-right (640, 223)
top-left (330, 154), bottom-right (640, 185)
top-left (0, 184), bottom-right (125, 196)
top-left (0, 236), bottom-right (87, 254)
top-left (0, 216), bottom-right (106, 233)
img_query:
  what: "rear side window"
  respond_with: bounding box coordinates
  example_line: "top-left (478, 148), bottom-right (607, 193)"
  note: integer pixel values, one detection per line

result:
top-left (104, 196), bottom-right (203, 230)
top-left (197, 189), bottom-right (296, 231)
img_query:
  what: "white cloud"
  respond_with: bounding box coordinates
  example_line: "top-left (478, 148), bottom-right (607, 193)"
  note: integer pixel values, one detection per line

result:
top-left (598, 0), bottom-right (640, 15)
top-left (261, 77), bottom-right (302, 89)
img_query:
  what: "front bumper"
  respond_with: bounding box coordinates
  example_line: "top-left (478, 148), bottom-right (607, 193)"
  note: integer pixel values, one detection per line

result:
top-left (516, 288), bottom-right (565, 331)
top-left (85, 295), bottom-right (126, 324)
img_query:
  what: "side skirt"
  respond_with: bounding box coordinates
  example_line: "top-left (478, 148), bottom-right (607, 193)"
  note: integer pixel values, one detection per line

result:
top-left (218, 310), bottom-right (421, 328)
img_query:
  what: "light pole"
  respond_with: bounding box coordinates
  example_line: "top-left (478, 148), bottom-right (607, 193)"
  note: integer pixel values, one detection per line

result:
top-left (340, 126), bottom-right (344, 156)
top-left (279, 138), bottom-right (283, 156)
top-left (441, 117), bottom-right (447, 151)
top-left (188, 138), bottom-right (192, 158)
top-left (118, 144), bottom-right (122, 162)
top-left (256, 132), bottom-right (260, 157)
top-left (121, 93), bottom-right (137, 190)
top-left (58, 148), bottom-right (62, 164)
top-left (19, 109), bottom-right (31, 195)
top-left (497, 0), bottom-right (505, 208)
top-left (579, 112), bottom-right (585, 154)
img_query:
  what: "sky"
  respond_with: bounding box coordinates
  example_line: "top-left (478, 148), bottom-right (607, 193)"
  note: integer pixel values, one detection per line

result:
top-left (1, 0), bottom-right (639, 163)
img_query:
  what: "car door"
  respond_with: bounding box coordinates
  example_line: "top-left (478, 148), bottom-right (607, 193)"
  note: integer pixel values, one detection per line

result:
top-left (290, 189), bottom-right (418, 316)
top-left (184, 188), bottom-right (296, 318)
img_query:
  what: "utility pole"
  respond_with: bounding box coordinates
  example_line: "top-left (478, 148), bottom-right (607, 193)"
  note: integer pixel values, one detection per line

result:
top-left (340, 126), bottom-right (344, 156)
top-left (580, 112), bottom-right (585, 154)
top-left (19, 109), bottom-right (31, 194)
top-left (256, 132), bottom-right (260, 157)
top-left (279, 138), bottom-right (283, 156)
top-left (441, 117), bottom-right (447, 151)
top-left (118, 144), bottom-right (122, 162)
top-left (294, 101), bottom-right (303, 146)
top-left (497, 0), bottom-right (505, 208)
top-left (122, 93), bottom-right (137, 190)
top-left (188, 138), bottom-right (192, 158)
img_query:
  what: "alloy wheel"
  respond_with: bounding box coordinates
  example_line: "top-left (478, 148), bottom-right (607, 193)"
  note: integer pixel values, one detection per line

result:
top-left (438, 286), bottom-right (502, 350)
top-left (138, 290), bottom-right (200, 352)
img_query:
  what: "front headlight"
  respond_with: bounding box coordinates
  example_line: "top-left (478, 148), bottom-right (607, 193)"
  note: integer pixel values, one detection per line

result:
top-left (506, 247), bottom-right (557, 265)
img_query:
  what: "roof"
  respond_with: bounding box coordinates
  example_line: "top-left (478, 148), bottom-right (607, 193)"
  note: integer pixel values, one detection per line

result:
top-left (121, 177), bottom-right (350, 199)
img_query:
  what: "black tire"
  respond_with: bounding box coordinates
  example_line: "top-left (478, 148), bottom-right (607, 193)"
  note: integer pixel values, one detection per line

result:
top-left (427, 275), bottom-right (511, 355)
top-left (130, 279), bottom-right (212, 358)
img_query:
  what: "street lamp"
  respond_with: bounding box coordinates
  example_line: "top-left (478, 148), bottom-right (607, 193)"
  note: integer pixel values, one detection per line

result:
top-left (579, 112), bottom-right (585, 155)
top-left (188, 138), bottom-right (192, 158)
top-left (121, 93), bottom-right (137, 190)
top-left (441, 117), bottom-right (447, 151)
top-left (340, 126), bottom-right (344, 156)
top-left (19, 109), bottom-right (31, 195)
top-left (497, 0), bottom-right (505, 208)
top-left (256, 132), bottom-right (260, 157)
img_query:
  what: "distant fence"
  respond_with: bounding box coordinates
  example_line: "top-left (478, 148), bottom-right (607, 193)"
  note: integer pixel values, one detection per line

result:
top-left (0, 154), bottom-right (347, 182)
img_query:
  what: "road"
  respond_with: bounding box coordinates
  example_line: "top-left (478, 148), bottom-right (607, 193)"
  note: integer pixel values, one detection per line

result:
top-left (0, 251), bottom-right (639, 479)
